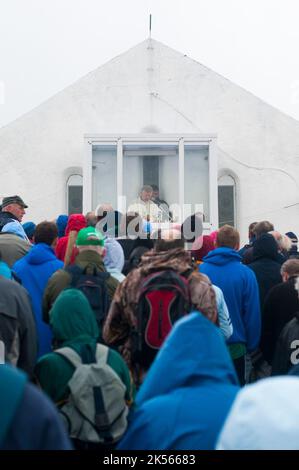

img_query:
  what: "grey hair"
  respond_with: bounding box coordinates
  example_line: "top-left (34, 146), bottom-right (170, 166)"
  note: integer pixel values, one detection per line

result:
top-left (281, 259), bottom-right (299, 277)
top-left (280, 235), bottom-right (292, 253)
top-left (140, 185), bottom-right (153, 193)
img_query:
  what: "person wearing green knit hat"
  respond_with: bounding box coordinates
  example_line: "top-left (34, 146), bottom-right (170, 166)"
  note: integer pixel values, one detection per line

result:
top-left (35, 288), bottom-right (134, 412)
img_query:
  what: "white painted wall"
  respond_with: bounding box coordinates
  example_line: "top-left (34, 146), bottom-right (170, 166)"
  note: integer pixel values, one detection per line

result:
top-left (0, 38), bottom-right (298, 242)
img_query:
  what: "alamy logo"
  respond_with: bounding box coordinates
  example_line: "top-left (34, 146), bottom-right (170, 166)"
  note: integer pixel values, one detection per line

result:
top-left (290, 340), bottom-right (299, 366)
top-left (0, 340), bottom-right (5, 364)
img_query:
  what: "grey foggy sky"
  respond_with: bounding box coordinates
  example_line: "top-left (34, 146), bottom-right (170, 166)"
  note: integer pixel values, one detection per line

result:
top-left (1, 0), bottom-right (299, 129)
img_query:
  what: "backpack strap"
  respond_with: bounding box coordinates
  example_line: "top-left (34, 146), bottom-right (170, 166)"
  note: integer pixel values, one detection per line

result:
top-left (0, 365), bottom-right (27, 447)
top-left (55, 347), bottom-right (83, 369)
top-left (96, 271), bottom-right (110, 281)
top-left (95, 343), bottom-right (109, 366)
top-left (65, 265), bottom-right (84, 288)
top-left (66, 264), bottom-right (110, 284)
top-left (56, 345), bottom-right (109, 368)
top-left (82, 263), bottom-right (98, 277)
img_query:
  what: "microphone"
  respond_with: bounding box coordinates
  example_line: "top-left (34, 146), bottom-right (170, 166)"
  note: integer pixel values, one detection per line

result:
top-left (155, 201), bottom-right (173, 222)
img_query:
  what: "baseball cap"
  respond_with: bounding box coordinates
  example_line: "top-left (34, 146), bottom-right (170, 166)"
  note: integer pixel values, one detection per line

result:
top-left (286, 232), bottom-right (298, 243)
top-left (1, 195), bottom-right (28, 209)
top-left (76, 227), bottom-right (105, 246)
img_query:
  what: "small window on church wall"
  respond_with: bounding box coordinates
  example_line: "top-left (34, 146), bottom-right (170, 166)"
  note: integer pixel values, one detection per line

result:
top-left (67, 174), bottom-right (83, 215)
top-left (218, 175), bottom-right (236, 228)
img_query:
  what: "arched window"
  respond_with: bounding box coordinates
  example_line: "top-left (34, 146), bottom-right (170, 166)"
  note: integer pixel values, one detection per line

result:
top-left (67, 174), bottom-right (83, 215)
top-left (218, 174), bottom-right (236, 228)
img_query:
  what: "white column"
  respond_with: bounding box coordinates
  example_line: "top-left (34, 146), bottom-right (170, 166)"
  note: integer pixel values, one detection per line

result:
top-left (179, 137), bottom-right (185, 222)
top-left (83, 139), bottom-right (92, 213)
top-left (117, 138), bottom-right (124, 213)
top-left (209, 137), bottom-right (219, 230)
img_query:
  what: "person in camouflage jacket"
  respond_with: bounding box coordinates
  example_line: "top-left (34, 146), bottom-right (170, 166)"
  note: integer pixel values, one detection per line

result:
top-left (103, 229), bottom-right (218, 382)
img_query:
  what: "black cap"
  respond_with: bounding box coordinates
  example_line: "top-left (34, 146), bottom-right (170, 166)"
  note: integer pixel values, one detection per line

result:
top-left (1, 195), bottom-right (28, 209)
top-left (286, 232), bottom-right (298, 243)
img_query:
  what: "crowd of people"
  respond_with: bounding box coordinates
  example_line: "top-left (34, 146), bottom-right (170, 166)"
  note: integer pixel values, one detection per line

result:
top-left (0, 192), bottom-right (299, 450)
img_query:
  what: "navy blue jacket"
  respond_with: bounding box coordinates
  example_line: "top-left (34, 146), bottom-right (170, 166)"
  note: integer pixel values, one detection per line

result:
top-left (118, 313), bottom-right (239, 450)
top-left (0, 365), bottom-right (71, 450)
top-left (248, 233), bottom-right (282, 310)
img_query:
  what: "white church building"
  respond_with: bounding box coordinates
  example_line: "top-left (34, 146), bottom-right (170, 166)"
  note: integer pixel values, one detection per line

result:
top-left (0, 38), bottom-right (298, 242)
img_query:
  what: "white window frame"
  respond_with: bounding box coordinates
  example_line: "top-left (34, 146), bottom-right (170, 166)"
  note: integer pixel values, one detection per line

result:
top-left (84, 134), bottom-right (218, 230)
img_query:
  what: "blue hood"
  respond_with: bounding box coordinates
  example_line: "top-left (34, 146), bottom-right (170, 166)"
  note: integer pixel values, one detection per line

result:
top-left (22, 221), bottom-right (36, 239)
top-left (0, 261), bottom-right (12, 280)
top-left (56, 214), bottom-right (68, 238)
top-left (136, 312), bottom-right (238, 407)
top-left (25, 243), bottom-right (57, 266)
top-left (2, 221), bottom-right (28, 240)
top-left (202, 247), bottom-right (241, 267)
top-left (13, 243), bottom-right (63, 358)
top-left (119, 313), bottom-right (239, 450)
top-left (104, 237), bottom-right (125, 272)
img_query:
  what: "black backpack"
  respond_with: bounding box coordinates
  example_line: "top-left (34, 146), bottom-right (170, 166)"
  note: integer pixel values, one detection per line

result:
top-left (66, 264), bottom-right (110, 330)
top-left (132, 269), bottom-right (191, 370)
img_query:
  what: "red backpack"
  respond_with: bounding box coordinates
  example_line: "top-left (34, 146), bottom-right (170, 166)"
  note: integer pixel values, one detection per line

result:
top-left (132, 269), bottom-right (191, 370)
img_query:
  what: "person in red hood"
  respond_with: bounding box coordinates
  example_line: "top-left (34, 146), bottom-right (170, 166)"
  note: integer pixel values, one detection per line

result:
top-left (192, 235), bottom-right (216, 265)
top-left (55, 214), bottom-right (86, 265)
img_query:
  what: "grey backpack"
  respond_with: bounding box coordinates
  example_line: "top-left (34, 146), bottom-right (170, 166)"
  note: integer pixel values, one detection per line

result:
top-left (56, 344), bottom-right (128, 445)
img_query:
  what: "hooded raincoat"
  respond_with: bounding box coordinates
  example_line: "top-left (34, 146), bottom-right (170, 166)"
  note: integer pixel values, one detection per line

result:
top-left (248, 233), bottom-right (283, 310)
top-left (103, 237), bottom-right (125, 282)
top-left (118, 312), bottom-right (239, 450)
top-left (200, 247), bottom-right (261, 352)
top-left (13, 243), bottom-right (63, 357)
top-left (35, 289), bottom-right (133, 404)
top-left (55, 214), bottom-right (86, 264)
top-left (217, 377), bottom-right (299, 450)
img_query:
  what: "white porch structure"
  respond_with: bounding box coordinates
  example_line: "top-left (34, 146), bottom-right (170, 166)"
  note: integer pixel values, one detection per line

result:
top-left (84, 133), bottom-right (218, 230)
